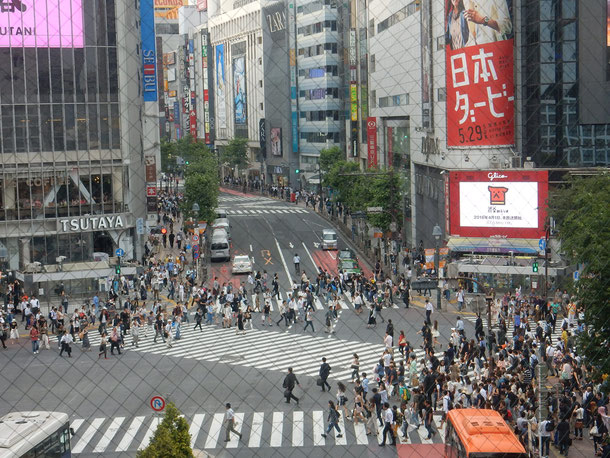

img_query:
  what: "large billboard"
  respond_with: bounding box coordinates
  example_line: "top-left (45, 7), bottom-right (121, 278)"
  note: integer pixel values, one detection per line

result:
top-left (233, 55), bottom-right (247, 126)
top-left (141, 0), bottom-right (157, 102)
top-left (447, 170), bottom-right (548, 239)
top-left (445, 0), bottom-right (515, 147)
top-left (0, 0), bottom-right (84, 48)
top-left (215, 44), bottom-right (227, 129)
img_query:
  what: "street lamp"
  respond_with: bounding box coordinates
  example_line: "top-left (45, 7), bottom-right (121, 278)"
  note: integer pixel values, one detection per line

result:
top-left (432, 224), bottom-right (442, 311)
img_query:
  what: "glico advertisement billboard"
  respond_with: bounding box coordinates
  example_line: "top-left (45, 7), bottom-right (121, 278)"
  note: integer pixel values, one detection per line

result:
top-left (0, 0), bottom-right (84, 48)
top-left (446, 170), bottom-right (548, 239)
top-left (444, 0), bottom-right (515, 147)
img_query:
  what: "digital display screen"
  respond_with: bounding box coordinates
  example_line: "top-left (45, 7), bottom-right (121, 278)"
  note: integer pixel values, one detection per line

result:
top-left (0, 0), bottom-right (84, 48)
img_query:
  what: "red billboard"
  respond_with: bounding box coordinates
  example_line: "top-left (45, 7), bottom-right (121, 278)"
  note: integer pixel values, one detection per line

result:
top-left (447, 170), bottom-right (548, 239)
top-left (367, 117), bottom-right (378, 168)
top-left (445, 0), bottom-right (515, 147)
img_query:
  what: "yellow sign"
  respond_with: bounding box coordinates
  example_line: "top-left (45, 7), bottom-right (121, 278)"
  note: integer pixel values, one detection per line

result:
top-left (350, 84), bottom-right (358, 121)
top-left (154, 0), bottom-right (187, 8)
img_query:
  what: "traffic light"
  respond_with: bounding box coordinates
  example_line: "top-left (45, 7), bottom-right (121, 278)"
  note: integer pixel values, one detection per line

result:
top-left (115, 265), bottom-right (121, 275)
top-left (185, 161), bottom-right (189, 165)
top-left (161, 227), bottom-right (167, 235)
top-left (295, 169), bottom-right (300, 174)
top-left (532, 261), bottom-right (539, 273)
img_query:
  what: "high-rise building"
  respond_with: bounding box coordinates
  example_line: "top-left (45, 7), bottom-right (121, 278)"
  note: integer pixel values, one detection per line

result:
top-left (0, 0), bottom-right (149, 294)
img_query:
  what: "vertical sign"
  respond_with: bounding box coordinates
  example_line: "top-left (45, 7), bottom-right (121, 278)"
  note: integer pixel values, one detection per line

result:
top-left (367, 117), bottom-right (378, 168)
top-left (140, 0), bottom-right (157, 102)
top-left (201, 31), bottom-right (211, 144)
top-left (271, 128), bottom-right (283, 156)
top-left (197, 0), bottom-right (208, 12)
top-left (145, 156), bottom-right (157, 183)
top-left (156, 37), bottom-right (165, 113)
top-left (233, 55), bottom-right (247, 127)
top-left (445, 0), bottom-right (515, 146)
top-left (350, 84), bottom-right (358, 121)
top-left (387, 127), bottom-right (393, 168)
top-left (259, 118), bottom-right (266, 157)
top-left (289, 3), bottom-right (299, 154)
top-left (215, 44), bottom-right (227, 129)
top-left (420, 0), bottom-right (433, 131)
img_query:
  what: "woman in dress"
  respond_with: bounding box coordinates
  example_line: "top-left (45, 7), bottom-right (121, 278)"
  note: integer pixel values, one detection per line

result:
top-left (9, 319), bottom-right (19, 345)
top-left (367, 304), bottom-right (377, 329)
top-left (337, 382), bottom-right (351, 420)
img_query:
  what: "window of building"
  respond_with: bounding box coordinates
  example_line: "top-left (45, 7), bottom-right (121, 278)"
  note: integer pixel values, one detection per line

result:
top-left (369, 19), bottom-right (375, 37)
top-left (437, 36), bottom-right (444, 50)
top-left (437, 88), bottom-right (446, 101)
top-left (379, 96), bottom-right (389, 108)
top-left (371, 90), bottom-right (376, 108)
top-left (370, 54), bottom-right (375, 73)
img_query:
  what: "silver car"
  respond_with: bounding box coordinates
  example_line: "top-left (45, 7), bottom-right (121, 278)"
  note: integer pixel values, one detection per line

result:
top-left (232, 255), bottom-right (253, 274)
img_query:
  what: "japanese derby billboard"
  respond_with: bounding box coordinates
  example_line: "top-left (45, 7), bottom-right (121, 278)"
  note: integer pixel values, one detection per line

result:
top-left (445, 0), bottom-right (515, 147)
top-left (446, 170), bottom-right (548, 239)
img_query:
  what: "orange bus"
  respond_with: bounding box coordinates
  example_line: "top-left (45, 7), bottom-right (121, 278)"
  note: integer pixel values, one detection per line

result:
top-left (444, 409), bottom-right (527, 458)
top-left (398, 408), bottom-right (527, 458)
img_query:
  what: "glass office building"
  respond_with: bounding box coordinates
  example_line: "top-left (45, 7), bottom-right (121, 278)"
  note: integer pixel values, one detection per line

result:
top-left (0, 0), bottom-right (147, 293)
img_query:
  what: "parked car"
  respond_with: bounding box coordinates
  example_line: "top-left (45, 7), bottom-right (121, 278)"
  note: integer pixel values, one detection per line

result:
top-left (232, 255), bottom-right (253, 274)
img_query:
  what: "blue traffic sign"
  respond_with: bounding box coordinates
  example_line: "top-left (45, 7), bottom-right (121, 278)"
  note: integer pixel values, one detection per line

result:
top-left (193, 244), bottom-right (200, 252)
top-left (115, 248), bottom-right (125, 257)
top-left (185, 244), bottom-right (191, 250)
top-left (538, 238), bottom-right (546, 251)
top-left (193, 252), bottom-right (200, 260)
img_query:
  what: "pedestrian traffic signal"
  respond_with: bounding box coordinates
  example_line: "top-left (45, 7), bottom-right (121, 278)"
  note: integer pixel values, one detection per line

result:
top-left (115, 265), bottom-right (121, 275)
top-left (532, 261), bottom-right (539, 273)
top-left (295, 169), bottom-right (300, 174)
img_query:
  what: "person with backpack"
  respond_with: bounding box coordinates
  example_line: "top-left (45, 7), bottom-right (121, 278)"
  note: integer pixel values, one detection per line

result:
top-left (321, 400), bottom-right (342, 438)
top-left (440, 390), bottom-right (453, 429)
top-left (539, 416), bottom-right (554, 458)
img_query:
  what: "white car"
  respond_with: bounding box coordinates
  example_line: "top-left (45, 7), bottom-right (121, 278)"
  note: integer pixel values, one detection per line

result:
top-left (232, 255), bottom-right (253, 274)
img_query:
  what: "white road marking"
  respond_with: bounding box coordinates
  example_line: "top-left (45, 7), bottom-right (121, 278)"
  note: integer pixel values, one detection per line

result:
top-left (292, 411), bottom-right (304, 447)
top-left (270, 411), bottom-right (283, 447)
top-left (248, 412), bottom-right (264, 448)
top-left (189, 413), bottom-right (205, 449)
top-left (73, 417), bottom-right (105, 454)
top-left (93, 416), bottom-right (125, 452)
top-left (138, 417), bottom-right (161, 450)
top-left (204, 413), bottom-right (224, 449)
top-left (115, 416), bottom-right (145, 452)
top-left (312, 410), bottom-right (325, 446)
top-left (275, 238), bottom-right (294, 289)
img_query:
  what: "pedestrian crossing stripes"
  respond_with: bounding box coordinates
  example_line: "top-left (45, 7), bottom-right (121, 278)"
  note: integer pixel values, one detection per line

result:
top-left (226, 208), bottom-right (309, 215)
top-left (462, 316), bottom-right (565, 343)
top-left (70, 411), bottom-right (446, 454)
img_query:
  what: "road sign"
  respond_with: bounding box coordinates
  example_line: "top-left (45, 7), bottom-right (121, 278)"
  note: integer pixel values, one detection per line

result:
top-left (573, 271), bottom-right (579, 281)
top-left (193, 252), bottom-right (200, 260)
top-left (389, 222), bottom-right (397, 232)
top-left (115, 248), bottom-right (125, 257)
top-left (186, 244), bottom-right (191, 250)
top-left (367, 206), bottom-right (383, 213)
top-left (146, 186), bottom-right (157, 197)
top-left (193, 244), bottom-right (200, 252)
top-left (192, 234), bottom-right (199, 242)
top-left (538, 238), bottom-right (546, 251)
top-left (150, 396), bottom-right (166, 412)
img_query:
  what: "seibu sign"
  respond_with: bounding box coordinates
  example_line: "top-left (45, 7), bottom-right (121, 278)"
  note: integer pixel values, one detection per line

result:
top-left (58, 215), bottom-right (126, 233)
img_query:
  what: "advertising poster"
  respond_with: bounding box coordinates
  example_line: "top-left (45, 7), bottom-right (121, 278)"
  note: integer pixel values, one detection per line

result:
top-left (447, 170), bottom-right (548, 239)
top-left (270, 128), bottom-right (282, 156)
top-left (0, 0), bottom-right (84, 48)
top-left (215, 44), bottom-right (227, 129)
top-left (445, 0), bottom-right (515, 146)
top-left (141, 0), bottom-right (157, 102)
top-left (233, 55), bottom-right (247, 126)
top-left (366, 117), bottom-right (378, 168)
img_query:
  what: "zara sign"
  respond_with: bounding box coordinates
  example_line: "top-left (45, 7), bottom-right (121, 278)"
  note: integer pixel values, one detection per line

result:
top-left (58, 215), bottom-right (126, 233)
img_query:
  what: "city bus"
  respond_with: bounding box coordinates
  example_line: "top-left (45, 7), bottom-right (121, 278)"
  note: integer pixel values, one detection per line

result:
top-left (0, 411), bottom-right (71, 458)
top-left (398, 409), bottom-right (526, 458)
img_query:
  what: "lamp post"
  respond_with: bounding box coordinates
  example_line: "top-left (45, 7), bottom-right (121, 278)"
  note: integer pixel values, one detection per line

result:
top-left (192, 203), bottom-right (200, 279)
top-left (432, 224), bottom-right (442, 311)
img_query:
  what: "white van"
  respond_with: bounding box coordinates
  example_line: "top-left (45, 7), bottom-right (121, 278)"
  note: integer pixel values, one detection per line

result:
top-left (322, 229), bottom-right (338, 250)
top-left (213, 218), bottom-right (231, 240)
top-left (210, 231), bottom-right (230, 261)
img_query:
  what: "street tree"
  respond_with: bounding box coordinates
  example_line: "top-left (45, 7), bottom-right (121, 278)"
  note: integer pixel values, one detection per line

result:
top-left (137, 402), bottom-right (193, 458)
top-left (221, 137), bottom-right (250, 173)
top-left (549, 173), bottom-right (610, 388)
top-left (182, 140), bottom-right (219, 223)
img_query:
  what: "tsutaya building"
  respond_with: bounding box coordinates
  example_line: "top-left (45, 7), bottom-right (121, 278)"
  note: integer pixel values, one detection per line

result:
top-left (0, 0), bottom-right (151, 294)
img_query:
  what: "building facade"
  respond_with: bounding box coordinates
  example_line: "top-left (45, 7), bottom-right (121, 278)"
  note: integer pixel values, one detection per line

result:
top-left (0, 0), bottom-right (149, 294)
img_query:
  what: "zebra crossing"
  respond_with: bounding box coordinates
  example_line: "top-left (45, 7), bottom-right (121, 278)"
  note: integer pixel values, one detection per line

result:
top-left (462, 315), bottom-right (565, 344)
top-left (70, 410), bottom-right (446, 454)
top-left (226, 208), bottom-right (309, 216)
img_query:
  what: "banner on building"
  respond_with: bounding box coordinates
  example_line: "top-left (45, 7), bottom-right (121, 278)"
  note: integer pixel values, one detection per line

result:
top-left (141, 0), bottom-right (157, 102)
top-left (197, 0), bottom-right (208, 11)
top-left (145, 155), bottom-right (157, 183)
top-left (350, 84), bottom-right (358, 121)
top-left (445, 0), bottom-right (514, 147)
top-left (271, 128), bottom-right (283, 156)
top-left (154, 0), bottom-right (188, 7)
top-left (215, 44), bottom-right (227, 129)
top-left (233, 55), bottom-right (247, 126)
top-left (366, 117), bottom-right (378, 168)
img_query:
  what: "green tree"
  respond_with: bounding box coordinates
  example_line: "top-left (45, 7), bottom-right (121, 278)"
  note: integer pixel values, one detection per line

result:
top-left (351, 171), bottom-right (403, 232)
top-left (182, 144), bottom-right (219, 223)
top-left (160, 138), bottom-right (177, 173)
top-left (549, 173), bottom-right (610, 388)
top-left (137, 403), bottom-right (193, 458)
top-left (221, 137), bottom-right (250, 172)
top-left (319, 146), bottom-right (343, 175)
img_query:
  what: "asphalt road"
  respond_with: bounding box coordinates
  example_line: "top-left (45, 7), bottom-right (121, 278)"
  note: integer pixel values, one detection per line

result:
top-left (0, 191), bottom-right (482, 457)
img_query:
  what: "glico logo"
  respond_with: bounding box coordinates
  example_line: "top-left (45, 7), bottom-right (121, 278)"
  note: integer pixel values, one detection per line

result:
top-left (488, 186), bottom-right (508, 205)
top-left (487, 172), bottom-right (508, 181)
top-left (0, 0), bottom-right (27, 13)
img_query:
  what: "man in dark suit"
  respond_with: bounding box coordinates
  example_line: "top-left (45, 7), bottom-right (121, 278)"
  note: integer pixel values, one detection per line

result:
top-left (319, 357), bottom-right (331, 392)
top-left (283, 367), bottom-right (301, 404)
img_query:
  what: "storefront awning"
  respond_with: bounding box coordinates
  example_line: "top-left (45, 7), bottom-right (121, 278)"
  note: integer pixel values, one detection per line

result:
top-left (447, 237), bottom-right (540, 254)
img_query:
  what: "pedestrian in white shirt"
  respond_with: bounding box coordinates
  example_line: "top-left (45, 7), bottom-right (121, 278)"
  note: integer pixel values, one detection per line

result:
top-left (224, 403), bottom-right (242, 442)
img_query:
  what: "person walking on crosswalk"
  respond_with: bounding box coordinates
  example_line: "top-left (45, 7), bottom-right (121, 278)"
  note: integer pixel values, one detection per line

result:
top-left (321, 400), bottom-right (343, 439)
top-left (319, 357), bottom-right (331, 392)
top-left (303, 307), bottom-right (315, 332)
top-left (223, 403), bottom-right (242, 442)
top-left (282, 367), bottom-right (301, 404)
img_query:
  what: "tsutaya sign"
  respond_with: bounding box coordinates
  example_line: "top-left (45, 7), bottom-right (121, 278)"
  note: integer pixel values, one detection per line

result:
top-left (58, 215), bottom-right (126, 233)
